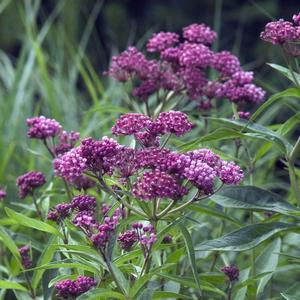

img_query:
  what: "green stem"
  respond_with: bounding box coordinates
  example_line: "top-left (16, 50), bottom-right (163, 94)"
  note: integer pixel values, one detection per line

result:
top-left (24, 272), bottom-right (36, 299)
top-left (287, 161), bottom-right (300, 206)
top-left (97, 177), bottom-right (148, 218)
top-left (281, 47), bottom-right (300, 90)
top-left (32, 194), bottom-right (42, 220)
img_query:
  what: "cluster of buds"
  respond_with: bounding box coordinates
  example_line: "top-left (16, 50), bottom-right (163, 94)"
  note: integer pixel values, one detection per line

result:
top-left (18, 246), bottom-right (32, 269)
top-left (107, 24), bottom-right (265, 110)
top-left (54, 276), bottom-right (96, 299)
top-left (118, 223), bottom-right (157, 256)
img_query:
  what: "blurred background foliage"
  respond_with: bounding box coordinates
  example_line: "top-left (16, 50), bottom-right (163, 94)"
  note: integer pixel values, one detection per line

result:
top-left (0, 0), bottom-right (299, 203)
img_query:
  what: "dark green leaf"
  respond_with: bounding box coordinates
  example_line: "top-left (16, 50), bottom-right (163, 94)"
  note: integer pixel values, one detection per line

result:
top-left (196, 223), bottom-right (298, 251)
top-left (152, 291), bottom-right (193, 299)
top-left (210, 186), bottom-right (299, 216)
top-left (178, 224), bottom-right (202, 294)
top-left (77, 288), bottom-right (126, 300)
top-left (251, 87), bottom-right (300, 121)
top-left (5, 207), bottom-right (62, 237)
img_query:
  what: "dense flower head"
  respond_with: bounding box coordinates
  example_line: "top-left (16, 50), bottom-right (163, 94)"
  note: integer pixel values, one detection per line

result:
top-left (153, 111), bottom-right (193, 136)
top-left (117, 230), bottom-right (138, 251)
top-left (187, 149), bottom-right (220, 168)
top-left (107, 47), bottom-right (157, 82)
top-left (212, 51), bottom-right (241, 77)
top-left (19, 246), bottom-right (31, 269)
top-left (56, 203), bottom-right (72, 217)
top-left (179, 42), bottom-right (213, 68)
top-left (0, 188), bottom-right (6, 200)
top-left (132, 79), bottom-right (158, 100)
top-left (147, 32), bottom-right (179, 53)
top-left (217, 161), bottom-right (244, 185)
top-left (183, 23), bottom-right (217, 45)
top-left (182, 158), bottom-right (217, 193)
top-left (53, 147), bottom-right (87, 181)
top-left (293, 12), bottom-right (300, 25)
top-left (161, 47), bottom-right (182, 63)
top-left (221, 265), bottom-right (239, 281)
top-left (54, 276), bottom-right (96, 299)
top-left (133, 170), bottom-right (188, 201)
top-left (260, 19), bottom-right (300, 45)
top-left (179, 67), bottom-right (207, 99)
top-left (16, 171), bottom-right (46, 199)
top-left (218, 81), bottom-right (265, 103)
top-left (27, 116), bottom-right (62, 139)
top-left (80, 137), bottom-right (120, 173)
top-left (73, 210), bottom-right (96, 229)
top-left (112, 113), bottom-right (153, 136)
top-left (71, 195), bottom-right (97, 211)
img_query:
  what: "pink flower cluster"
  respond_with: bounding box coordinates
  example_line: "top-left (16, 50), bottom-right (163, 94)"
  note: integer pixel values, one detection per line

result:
top-left (261, 16), bottom-right (300, 45)
top-left (54, 276), bottom-right (96, 299)
top-left (107, 23), bottom-right (265, 107)
top-left (27, 116), bottom-right (62, 140)
top-left (18, 245), bottom-right (31, 269)
top-left (16, 171), bottom-right (46, 199)
top-left (53, 113), bottom-right (243, 199)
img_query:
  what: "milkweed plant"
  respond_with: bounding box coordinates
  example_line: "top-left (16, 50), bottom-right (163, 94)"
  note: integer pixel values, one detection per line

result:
top-left (1, 11), bottom-right (300, 300)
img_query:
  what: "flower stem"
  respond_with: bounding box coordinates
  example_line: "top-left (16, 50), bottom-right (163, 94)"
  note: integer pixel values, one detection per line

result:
top-left (32, 194), bottom-right (42, 220)
top-left (24, 272), bottom-right (36, 299)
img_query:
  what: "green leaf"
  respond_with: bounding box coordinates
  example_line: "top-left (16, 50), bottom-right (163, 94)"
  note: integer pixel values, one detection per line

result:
top-left (196, 223), bottom-right (298, 251)
top-left (188, 204), bottom-right (242, 226)
top-left (277, 111), bottom-right (300, 136)
top-left (281, 293), bottom-right (299, 300)
top-left (77, 288), bottom-right (126, 300)
top-left (0, 280), bottom-right (27, 291)
top-left (267, 63), bottom-right (300, 84)
top-left (210, 186), bottom-right (299, 216)
top-left (29, 261), bottom-right (99, 274)
top-left (0, 228), bottom-right (22, 268)
top-left (208, 118), bottom-right (293, 154)
top-left (157, 274), bottom-right (226, 296)
top-left (107, 261), bottom-right (129, 296)
top-left (251, 87), bottom-right (300, 121)
top-left (32, 236), bottom-right (57, 289)
top-left (5, 207), bottom-right (62, 237)
top-left (256, 238), bottom-right (281, 295)
top-left (152, 291), bottom-right (193, 299)
top-left (178, 224), bottom-right (202, 294)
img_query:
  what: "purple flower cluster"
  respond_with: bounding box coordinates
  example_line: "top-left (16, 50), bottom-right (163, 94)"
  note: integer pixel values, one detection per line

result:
top-left (261, 18), bottom-right (300, 45)
top-left (54, 276), bottom-right (96, 299)
top-left (147, 32), bottom-right (179, 52)
top-left (91, 208), bottom-right (123, 252)
top-left (53, 147), bottom-right (87, 182)
top-left (117, 223), bottom-right (157, 255)
top-left (71, 175), bottom-right (95, 191)
top-left (0, 188), bottom-right (6, 200)
top-left (112, 111), bottom-right (193, 147)
top-left (183, 23), bottom-right (217, 45)
top-left (221, 265), bottom-right (239, 281)
top-left (133, 170), bottom-right (188, 201)
top-left (18, 246), bottom-right (31, 269)
top-left (47, 203), bottom-right (72, 222)
top-left (71, 195), bottom-right (97, 211)
top-left (27, 116), bottom-right (62, 140)
top-left (54, 130), bottom-right (80, 156)
top-left (117, 230), bottom-right (138, 251)
top-left (107, 23), bottom-right (265, 107)
top-left (16, 171), bottom-right (46, 199)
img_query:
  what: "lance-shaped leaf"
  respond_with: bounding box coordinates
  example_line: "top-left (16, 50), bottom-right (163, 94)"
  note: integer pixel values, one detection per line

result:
top-left (196, 223), bottom-right (299, 251)
top-left (210, 186), bottom-right (299, 216)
